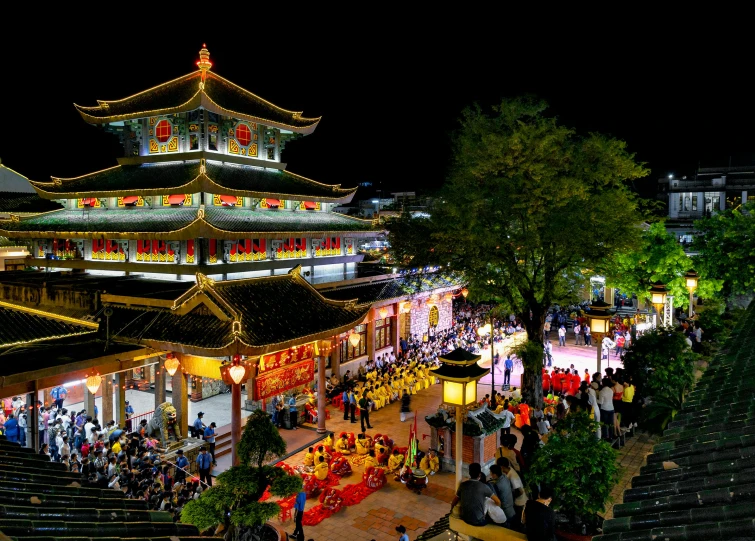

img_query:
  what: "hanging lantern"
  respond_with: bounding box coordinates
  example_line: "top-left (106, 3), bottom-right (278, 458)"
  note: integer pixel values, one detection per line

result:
top-left (349, 332), bottom-right (361, 348)
top-left (461, 287), bottom-right (469, 299)
top-left (444, 293), bottom-right (453, 302)
top-left (378, 306), bottom-right (388, 319)
top-left (164, 354), bottom-right (180, 376)
top-left (85, 374), bottom-right (102, 394)
top-left (229, 364), bottom-right (246, 384)
top-left (400, 302), bottom-right (411, 314)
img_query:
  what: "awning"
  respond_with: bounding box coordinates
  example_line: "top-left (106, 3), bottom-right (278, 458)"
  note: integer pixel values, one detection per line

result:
top-left (220, 195), bottom-right (238, 206)
top-left (304, 201), bottom-right (317, 210)
top-left (81, 198), bottom-right (97, 206)
top-left (168, 194), bottom-right (186, 205)
top-left (122, 196), bottom-right (139, 205)
top-left (265, 198), bottom-right (281, 207)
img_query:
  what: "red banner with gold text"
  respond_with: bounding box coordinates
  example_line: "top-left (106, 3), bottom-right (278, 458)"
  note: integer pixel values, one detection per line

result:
top-left (258, 343), bottom-right (315, 373)
top-left (255, 359), bottom-right (315, 400)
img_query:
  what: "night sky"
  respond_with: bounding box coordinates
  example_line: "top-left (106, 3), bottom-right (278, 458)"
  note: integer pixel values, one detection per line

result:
top-left (3, 30), bottom-right (754, 202)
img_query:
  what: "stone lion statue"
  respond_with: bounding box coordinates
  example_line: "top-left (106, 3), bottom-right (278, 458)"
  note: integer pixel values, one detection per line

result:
top-left (146, 402), bottom-right (181, 446)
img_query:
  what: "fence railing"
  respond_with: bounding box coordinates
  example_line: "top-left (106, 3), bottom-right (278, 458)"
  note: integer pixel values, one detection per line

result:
top-left (127, 410), bottom-right (154, 431)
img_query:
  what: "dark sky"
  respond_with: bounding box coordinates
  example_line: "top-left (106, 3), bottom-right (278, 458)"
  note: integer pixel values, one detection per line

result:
top-left (3, 29), bottom-right (754, 201)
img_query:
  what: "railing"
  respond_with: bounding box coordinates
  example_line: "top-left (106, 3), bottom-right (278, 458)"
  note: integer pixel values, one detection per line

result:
top-left (127, 410), bottom-right (154, 431)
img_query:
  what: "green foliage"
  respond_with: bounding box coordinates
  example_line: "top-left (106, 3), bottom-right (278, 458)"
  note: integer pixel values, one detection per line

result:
top-left (527, 411), bottom-right (619, 518)
top-left (603, 222), bottom-right (723, 308)
top-left (181, 410), bottom-right (300, 536)
top-left (693, 202), bottom-right (755, 298)
top-left (237, 409), bottom-right (287, 469)
top-left (621, 327), bottom-right (695, 398)
top-left (386, 96), bottom-right (648, 408)
top-left (641, 385), bottom-right (686, 435)
top-left (513, 339), bottom-right (544, 372)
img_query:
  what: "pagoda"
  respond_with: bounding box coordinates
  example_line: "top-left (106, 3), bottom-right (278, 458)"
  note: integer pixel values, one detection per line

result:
top-left (0, 46), bottom-right (376, 283)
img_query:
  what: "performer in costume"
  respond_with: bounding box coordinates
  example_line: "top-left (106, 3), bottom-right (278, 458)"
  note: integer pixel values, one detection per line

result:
top-left (314, 455), bottom-right (329, 481)
top-left (388, 449), bottom-right (404, 474)
top-left (314, 444), bottom-right (331, 464)
top-left (334, 434), bottom-right (351, 455)
top-left (323, 432), bottom-right (334, 450)
top-left (303, 446), bottom-right (315, 467)
top-left (363, 449), bottom-right (380, 471)
top-left (420, 449), bottom-right (440, 476)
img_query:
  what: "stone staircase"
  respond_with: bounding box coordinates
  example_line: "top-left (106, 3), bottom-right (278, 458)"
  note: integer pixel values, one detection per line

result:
top-left (0, 435), bottom-right (207, 541)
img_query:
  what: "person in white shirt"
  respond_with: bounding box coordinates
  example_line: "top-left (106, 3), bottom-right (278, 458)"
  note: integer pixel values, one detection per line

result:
top-left (498, 457), bottom-right (527, 529)
top-left (597, 378), bottom-right (615, 439)
top-left (59, 436), bottom-right (71, 460)
top-left (84, 417), bottom-right (96, 442)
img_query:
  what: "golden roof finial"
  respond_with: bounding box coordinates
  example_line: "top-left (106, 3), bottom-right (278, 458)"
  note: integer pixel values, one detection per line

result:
top-left (197, 44), bottom-right (212, 84)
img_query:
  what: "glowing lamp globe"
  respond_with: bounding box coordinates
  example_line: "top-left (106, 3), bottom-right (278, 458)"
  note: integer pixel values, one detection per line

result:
top-left (229, 364), bottom-right (246, 384)
top-left (164, 355), bottom-right (180, 376)
top-left (477, 323), bottom-right (492, 336)
top-left (349, 333), bottom-right (361, 348)
top-left (586, 300), bottom-right (612, 335)
top-left (461, 288), bottom-right (469, 299)
top-left (685, 269), bottom-right (699, 292)
top-left (650, 281), bottom-right (668, 307)
top-left (378, 306), bottom-right (388, 319)
top-left (85, 374), bottom-right (102, 394)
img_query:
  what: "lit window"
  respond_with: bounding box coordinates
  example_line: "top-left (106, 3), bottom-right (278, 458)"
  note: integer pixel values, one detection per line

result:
top-left (235, 124), bottom-right (252, 147)
top-left (155, 120), bottom-right (172, 143)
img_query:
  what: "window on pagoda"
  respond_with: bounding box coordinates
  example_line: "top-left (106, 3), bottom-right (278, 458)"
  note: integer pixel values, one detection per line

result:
top-left (224, 239), bottom-right (267, 262)
top-left (162, 194), bottom-right (193, 206)
top-left (117, 196), bottom-right (144, 207)
top-left (228, 122), bottom-right (258, 157)
top-left (91, 239), bottom-right (128, 261)
top-left (207, 112), bottom-right (219, 151)
top-left (260, 198), bottom-right (284, 209)
top-left (272, 238), bottom-right (306, 259)
top-left (299, 201), bottom-right (321, 211)
top-left (213, 194), bottom-right (243, 206)
top-left (312, 237), bottom-right (341, 257)
top-left (149, 117), bottom-right (179, 154)
top-left (38, 239), bottom-right (83, 259)
top-left (375, 318), bottom-right (393, 350)
top-left (136, 240), bottom-right (180, 263)
top-left (188, 110), bottom-right (200, 151)
top-left (341, 325), bottom-right (367, 361)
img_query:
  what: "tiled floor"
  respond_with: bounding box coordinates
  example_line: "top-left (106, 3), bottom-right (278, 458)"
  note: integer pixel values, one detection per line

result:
top-left (603, 430), bottom-right (659, 520)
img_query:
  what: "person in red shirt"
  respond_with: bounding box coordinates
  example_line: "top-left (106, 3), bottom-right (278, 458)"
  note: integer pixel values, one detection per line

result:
top-left (558, 371), bottom-right (569, 396)
top-left (551, 369), bottom-right (562, 394)
top-left (569, 370), bottom-right (581, 395)
top-left (542, 369), bottom-right (551, 395)
top-left (80, 439), bottom-right (90, 458)
top-left (584, 369), bottom-right (591, 384)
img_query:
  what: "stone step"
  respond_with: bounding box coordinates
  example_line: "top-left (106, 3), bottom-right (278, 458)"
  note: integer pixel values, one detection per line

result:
top-left (0, 506), bottom-right (174, 523)
top-left (0, 470), bottom-right (95, 487)
top-left (0, 489), bottom-right (148, 510)
top-left (0, 520), bottom-right (199, 537)
top-left (0, 463), bottom-right (82, 480)
top-left (0, 480), bottom-right (126, 499)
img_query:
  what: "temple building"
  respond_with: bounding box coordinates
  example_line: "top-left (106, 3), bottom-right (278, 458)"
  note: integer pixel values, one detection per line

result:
top-left (0, 46), bottom-right (376, 284)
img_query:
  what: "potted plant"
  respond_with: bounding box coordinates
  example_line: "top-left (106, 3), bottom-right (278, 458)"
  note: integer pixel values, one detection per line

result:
top-left (526, 410), bottom-right (620, 539)
top-left (181, 409), bottom-right (303, 541)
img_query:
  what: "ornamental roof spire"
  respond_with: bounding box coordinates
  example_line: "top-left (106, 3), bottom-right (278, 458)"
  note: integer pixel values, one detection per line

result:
top-left (197, 44), bottom-right (212, 85)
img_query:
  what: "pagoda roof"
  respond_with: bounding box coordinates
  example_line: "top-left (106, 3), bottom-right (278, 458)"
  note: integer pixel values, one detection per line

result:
top-left (0, 206), bottom-right (379, 240)
top-left (74, 70), bottom-right (320, 134)
top-left (29, 159), bottom-right (357, 203)
top-left (102, 267), bottom-right (370, 356)
top-left (0, 300), bottom-right (99, 349)
top-left (0, 192), bottom-right (63, 214)
top-left (319, 273), bottom-right (464, 305)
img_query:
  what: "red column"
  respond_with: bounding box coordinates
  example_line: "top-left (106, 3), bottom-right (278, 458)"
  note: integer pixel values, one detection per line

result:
top-left (317, 355), bottom-right (327, 433)
top-left (231, 382), bottom-right (241, 466)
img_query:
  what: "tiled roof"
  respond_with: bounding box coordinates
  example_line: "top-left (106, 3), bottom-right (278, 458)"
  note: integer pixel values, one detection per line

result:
top-left (319, 273), bottom-right (464, 304)
top-left (0, 303), bottom-right (97, 348)
top-left (30, 160), bottom-right (356, 202)
top-left (204, 207), bottom-right (378, 233)
top-left (106, 269), bottom-right (370, 355)
top-left (74, 71), bottom-right (320, 133)
top-left (596, 304), bottom-right (755, 541)
top-left (0, 435), bottom-right (204, 540)
top-left (0, 208), bottom-right (197, 235)
top-left (0, 192), bottom-right (62, 213)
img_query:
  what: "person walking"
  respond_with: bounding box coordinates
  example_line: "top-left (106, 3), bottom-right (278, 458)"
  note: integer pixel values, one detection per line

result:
top-left (288, 394), bottom-right (299, 430)
top-left (124, 401), bottom-right (134, 432)
top-left (574, 322), bottom-right (583, 345)
top-left (174, 449), bottom-right (189, 484)
top-left (358, 392), bottom-right (373, 431)
top-left (290, 488), bottom-right (306, 541)
top-left (196, 446), bottom-right (213, 486)
top-left (584, 324), bottom-right (592, 346)
top-left (50, 385), bottom-right (68, 410)
top-left (342, 388), bottom-right (350, 420)
top-left (558, 325), bottom-right (566, 347)
top-left (400, 391), bottom-right (411, 422)
top-left (503, 355), bottom-right (513, 389)
top-left (204, 422), bottom-right (217, 465)
top-left (348, 388), bottom-right (357, 424)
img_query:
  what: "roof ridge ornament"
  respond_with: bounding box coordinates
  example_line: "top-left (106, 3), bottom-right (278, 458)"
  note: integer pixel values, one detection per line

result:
top-left (196, 272), bottom-right (215, 290)
top-left (197, 44), bottom-right (212, 88)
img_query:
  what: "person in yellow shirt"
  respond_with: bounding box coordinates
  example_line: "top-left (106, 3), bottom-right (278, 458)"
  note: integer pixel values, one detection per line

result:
top-left (404, 372), bottom-right (415, 396)
top-left (392, 376), bottom-right (403, 400)
top-left (366, 387), bottom-right (380, 410)
top-left (356, 431), bottom-right (372, 455)
top-left (334, 434), bottom-right (351, 455)
top-left (363, 449), bottom-right (380, 471)
top-left (387, 449), bottom-right (404, 473)
top-left (314, 455), bottom-right (329, 481)
top-left (112, 439), bottom-right (122, 455)
top-left (323, 432), bottom-right (334, 450)
top-left (621, 377), bottom-right (636, 429)
top-left (419, 449), bottom-right (439, 476)
top-left (303, 446), bottom-right (315, 467)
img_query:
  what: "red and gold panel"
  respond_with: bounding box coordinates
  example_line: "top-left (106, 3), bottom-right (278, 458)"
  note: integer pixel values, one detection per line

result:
top-left (149, 139), bottom-right (159, 154)
top-left (167, 136), bottom-right (179, 152)
top-left (213, 194), bottom-right (243, 206)
top-left (345, 238), bottom-right (355, 255)
top-left (228, 139), bottom-right (240, 154)
top-left (117, 195), bottom-right (144, 207)
top-left (91, 239), bottom-right (127, 261)
top-left (254, 359), bottom-right (315, 400)
top-left (155, 120), bottom-right (172, 143)
top-left (313, 236), bottom-right (341, 257)
top-left (226, 238), bottom-right (266, 262)
top-left (163, 194), bottom-right (193, 206)
top-left (77, 198), bottom-right (101, 208)
top-left (259, 343), bottom-right (315, 374)
top-left (259, 198), bottom-right (284, 209)
top-left (136, 240), bottom-right (176, 263)
top-left (299, 201), bottom-right (321, 211)
top-left (275, 237), bottom-right (306, 259)
top-left (209, 239), bottom-right (217, 264)
top-left (186, 239), bottom-right (195, 264)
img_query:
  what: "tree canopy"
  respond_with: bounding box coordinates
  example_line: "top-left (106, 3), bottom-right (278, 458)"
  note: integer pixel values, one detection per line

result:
top-left (387, 96), bottom-right (649, 406)
top-left (603, 221), bottom-right (722, 308)
top-left (692, 202), bottom-right (755, 300)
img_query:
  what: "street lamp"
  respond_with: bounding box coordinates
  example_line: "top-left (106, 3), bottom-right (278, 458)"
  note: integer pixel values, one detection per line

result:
top-left (649, 281), bottom-right (668, 327)
top-left (220, 354), bottom-right (251, 466)
top-left (685, 270), bottom-right (699, 319)
top-left (586, 300), bottom-right (612, 376)
top-left (477, 321), bottom-right (495, 394)
top-left (431, 347), bottom-right (489, 488)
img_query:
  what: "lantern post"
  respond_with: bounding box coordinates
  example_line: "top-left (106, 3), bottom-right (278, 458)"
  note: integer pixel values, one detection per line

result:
top-left (220, 355), bottom-right (250, 466)
top-left (586, 300), bottom-right (612, 376)
top-left (431, 348), bottom-right (489, 488)
top-left (650, 281), bottom-right (669, 328)
top-left (685, 270), bottom-right (699, 319)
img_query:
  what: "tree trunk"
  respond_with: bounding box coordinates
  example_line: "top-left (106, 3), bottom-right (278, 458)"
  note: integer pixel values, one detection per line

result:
top-left (520, 308), bottom-right (545, 410)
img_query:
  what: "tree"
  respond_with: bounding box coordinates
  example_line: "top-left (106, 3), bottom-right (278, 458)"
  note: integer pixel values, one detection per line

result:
top-left (603, 222), bottom-right (722, 309)
top-left (692, 202), bottom-right (755, 301)
top-left (386, 97), bottom-right (648, 407)
top-left (181, 410), bottom-right (302, 541)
